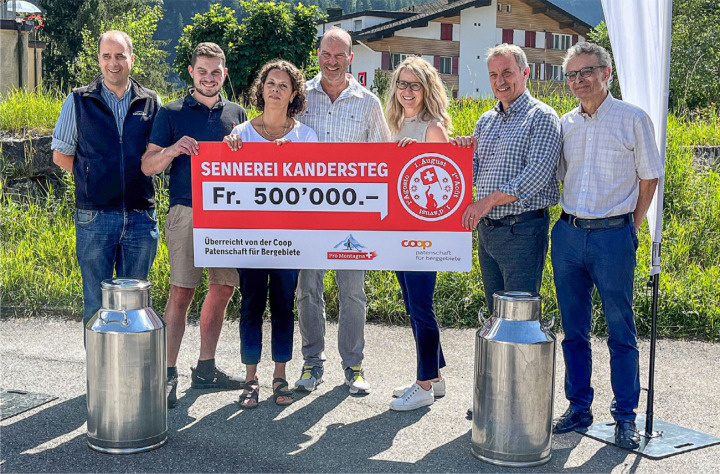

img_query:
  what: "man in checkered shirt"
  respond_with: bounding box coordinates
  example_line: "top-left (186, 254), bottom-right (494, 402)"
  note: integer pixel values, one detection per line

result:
top-left (551, 42), bottom-right (663, 450)
top-left (453, 44), bottom-right (562, 315)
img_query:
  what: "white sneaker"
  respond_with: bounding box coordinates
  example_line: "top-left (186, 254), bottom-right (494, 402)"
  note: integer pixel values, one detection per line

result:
top-left (390, 383), bottom-right (435, 411)
top-left (393, 378), bottom-right (446, 398)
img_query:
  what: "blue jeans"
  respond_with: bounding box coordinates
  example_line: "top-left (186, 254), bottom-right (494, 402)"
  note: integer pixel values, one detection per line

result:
top-left (396, 271), bottom-right (446, 381)
top-left (75, 209), bottom-right (159, 325)
top-left (551, 218), bottom-right (640, 421)
top-left (477, 212), bottom-right (549, 314)
top-left (238, 268), bottom-right (299, 365)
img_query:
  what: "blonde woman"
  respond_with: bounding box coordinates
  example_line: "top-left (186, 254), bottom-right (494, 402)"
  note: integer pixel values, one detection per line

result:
top-left (385, 56), bottom-right (452, 411)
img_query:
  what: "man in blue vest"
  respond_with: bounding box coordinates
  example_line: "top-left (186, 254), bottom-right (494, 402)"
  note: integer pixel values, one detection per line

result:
top-left (52, 30), bottom-right (161, 331)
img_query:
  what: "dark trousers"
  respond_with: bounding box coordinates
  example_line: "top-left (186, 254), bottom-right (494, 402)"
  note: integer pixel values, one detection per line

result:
top-left (477, 212), bottom-right (549, 314)
top-left (551, 218), bottom-right (640, 421)
top-left (396, 271), bottom-right (446, 381)
top-left (238, 268), bottom-right (299, 365)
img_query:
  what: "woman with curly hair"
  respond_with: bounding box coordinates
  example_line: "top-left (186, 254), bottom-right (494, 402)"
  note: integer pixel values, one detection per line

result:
top-left (385, 56), bottom-right (452, 412)
top-left (224, 59), bottom-right (318, 408)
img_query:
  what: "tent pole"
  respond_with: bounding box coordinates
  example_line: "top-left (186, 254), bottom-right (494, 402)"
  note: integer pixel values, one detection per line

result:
top-left (644, 273), bottom-right (659, 435)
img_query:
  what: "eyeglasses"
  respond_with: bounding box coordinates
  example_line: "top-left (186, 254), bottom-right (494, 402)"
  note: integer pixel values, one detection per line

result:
top-left (564, 66), bottom-right (605, 81)
top-left (396, 80), bottom-right (423, 91)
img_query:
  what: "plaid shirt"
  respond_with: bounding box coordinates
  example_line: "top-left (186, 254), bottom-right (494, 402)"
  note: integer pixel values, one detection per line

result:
top-left (472, 90), bottom-right (561, 219)
top-left (559, 93), bottom-right (664, 218)
top-left (297, 74), bottom-right (390, 143)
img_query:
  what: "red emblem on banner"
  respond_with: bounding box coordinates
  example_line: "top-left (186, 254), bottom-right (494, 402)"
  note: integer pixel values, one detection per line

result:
top-left (398, 153), bottom-right (465, 221)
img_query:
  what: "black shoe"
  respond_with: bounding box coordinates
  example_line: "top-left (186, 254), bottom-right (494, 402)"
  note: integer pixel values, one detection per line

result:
top-left (190, 366), bottom-right (244, 390)
top-left (615, 420), bottom-right (640, 450)
top-left (553, 407), bottom-right (593, 434)
top-left (167, 374), bottom-right (178, 409)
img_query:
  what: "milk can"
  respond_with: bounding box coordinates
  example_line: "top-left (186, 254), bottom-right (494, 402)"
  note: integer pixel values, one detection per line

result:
top-left (471, 291), bottom-right (556, 467)
top-left (86, 278), bottom-right (167, 454)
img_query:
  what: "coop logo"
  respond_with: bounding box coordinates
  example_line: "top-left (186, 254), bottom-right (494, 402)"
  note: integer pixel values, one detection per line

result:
top-left (401, 239), bottom-right (433, 249)
top-left (398, 153), bottom-right (465, 221)
top-left (327, 234), bottom-right (377, 261)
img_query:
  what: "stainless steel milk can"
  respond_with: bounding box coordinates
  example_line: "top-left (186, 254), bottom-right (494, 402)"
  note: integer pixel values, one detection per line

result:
top-left (471, 291), bottom-right (556, 467)
top-left (86, 278), bottom-right (167, 453)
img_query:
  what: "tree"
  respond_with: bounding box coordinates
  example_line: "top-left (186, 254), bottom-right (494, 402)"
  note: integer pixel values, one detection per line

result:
top-left (588, 1), bottom-right (720, 114)
top-left (37, 0), bottom-right (150, 90)
top-left (174, 4), bottom-right (242, 98)
top-left (175, 1), bottom-right (326, 101)
top-left (69, 4), bottom-right (170, 93)
top-left (669, 0), bottom-right (720, 113)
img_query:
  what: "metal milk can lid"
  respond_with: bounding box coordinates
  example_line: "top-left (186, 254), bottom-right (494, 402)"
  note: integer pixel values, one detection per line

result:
top-left (101, 278), bottom-right (152, 291)
top-left (493, 291), bottom-right (542, 322)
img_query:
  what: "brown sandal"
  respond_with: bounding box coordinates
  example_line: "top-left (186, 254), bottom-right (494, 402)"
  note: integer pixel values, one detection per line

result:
top-left (238, 379), bottom-right (259, 409)
top-left (272, 378), bottom-right (294, 406)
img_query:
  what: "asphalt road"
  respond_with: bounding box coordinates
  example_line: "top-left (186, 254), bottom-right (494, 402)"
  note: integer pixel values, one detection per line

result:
top-left (1, 317), bottom-right (719, 473)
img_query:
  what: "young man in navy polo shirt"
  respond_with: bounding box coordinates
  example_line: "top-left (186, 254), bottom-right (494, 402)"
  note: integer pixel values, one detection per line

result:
top-left (142, 43), bottom-right (247, 408)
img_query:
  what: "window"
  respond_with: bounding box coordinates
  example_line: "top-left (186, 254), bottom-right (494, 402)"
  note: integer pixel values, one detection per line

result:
top-left (498, 2), bottom-right (502, 11)
top-left (502, 28), bottom-right (514, 44)
top-left (391, 53), bottom-right (411, 70)
top-left (506, 4), bottom-right (511, 12)
top-left (552, 33), bottom-right (572, 50)
top-left (440, 23), bottom-right (453, 41)
top-left (552, 65), bottom-right (564, 81)
top-left (439, 56), bottom-right (452, 74)
top-left (524, 30), bottom-right (536, 48)
top-left (528, 63), bottom-right (536, 79)
top-left (354, 19), bottom-right (362, 31)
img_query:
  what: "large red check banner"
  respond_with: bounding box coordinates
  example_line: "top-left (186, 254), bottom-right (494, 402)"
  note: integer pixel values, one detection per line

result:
top-left (192, 142), bottom-right (473, 271)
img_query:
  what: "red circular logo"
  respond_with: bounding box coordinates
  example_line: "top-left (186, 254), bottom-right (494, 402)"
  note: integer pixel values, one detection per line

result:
top-left (397, 153), bottom-right (465, 221)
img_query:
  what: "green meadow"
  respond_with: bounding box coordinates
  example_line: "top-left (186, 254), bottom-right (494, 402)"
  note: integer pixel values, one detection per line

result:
top-left (1, 86), bottom-right (718, 340)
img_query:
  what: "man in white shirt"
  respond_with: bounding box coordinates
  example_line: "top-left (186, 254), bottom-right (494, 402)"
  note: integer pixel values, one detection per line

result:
top-left (551, 42), bottom-right (664, 450)
top-left (294, 27), bottom-right (391, 395)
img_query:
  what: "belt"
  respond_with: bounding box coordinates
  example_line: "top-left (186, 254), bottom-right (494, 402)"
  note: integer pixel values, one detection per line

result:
top-left (560, 211), bottom-right (633, 229)
top-left (480, 208), bottom-right (548, 227)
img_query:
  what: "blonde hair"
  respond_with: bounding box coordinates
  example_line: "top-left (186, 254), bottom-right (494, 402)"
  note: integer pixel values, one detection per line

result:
top-left (385, 56), bottom-right (452, 136)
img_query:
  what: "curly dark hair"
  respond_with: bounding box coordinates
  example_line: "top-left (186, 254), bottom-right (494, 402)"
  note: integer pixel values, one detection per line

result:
top-left (250, 59), bottom-right (307, 118)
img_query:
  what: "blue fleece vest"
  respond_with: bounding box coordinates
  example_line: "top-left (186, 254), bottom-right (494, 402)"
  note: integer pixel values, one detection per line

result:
top-left (72, 76), bottom-right (159, 211)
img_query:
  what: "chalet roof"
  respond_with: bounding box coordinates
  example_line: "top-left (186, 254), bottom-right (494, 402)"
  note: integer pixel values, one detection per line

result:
top-left (325, 10), bottom-right (414, 22)
top-left (354, 0), bottom-right (491, 40)
top-left (351, 0), bottom-right (592, 41)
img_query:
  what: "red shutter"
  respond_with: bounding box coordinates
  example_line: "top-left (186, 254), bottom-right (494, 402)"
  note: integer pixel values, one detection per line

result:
top-left (382, 51), bottom-right (390, 70)
top-left (502, 28), bottom-right (514, 44)
top-left (434, 56), bottom-right (441, 69)
top-left (452, 90), bottom-right (458, 99)
top-left (452, 57), bottom-right (459, 75)
top-left (525, 30), bottom-right (536, 48)
top-left (441, 23), bottom-right (453, 41)
top-left (545, 32), bottom-right (553, 49)
top-left (572, 34), bottom-right (579, 45)
top-left (545, 63), bottom-right (552, 80)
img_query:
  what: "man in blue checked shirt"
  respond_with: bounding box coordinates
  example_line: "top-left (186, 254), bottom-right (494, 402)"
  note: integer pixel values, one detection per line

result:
top-left (452, 43), bottom-right (562, 315)
top-left (52, 30), bottom-right (161, 332)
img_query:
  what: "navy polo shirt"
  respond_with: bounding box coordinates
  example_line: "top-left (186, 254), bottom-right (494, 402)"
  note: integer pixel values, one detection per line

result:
top-left (149, 92), bottom-right (247, 207)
